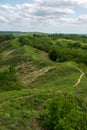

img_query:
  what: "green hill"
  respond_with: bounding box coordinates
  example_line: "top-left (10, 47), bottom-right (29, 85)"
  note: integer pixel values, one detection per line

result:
top-left (0, 34), bottom-right (87, 130)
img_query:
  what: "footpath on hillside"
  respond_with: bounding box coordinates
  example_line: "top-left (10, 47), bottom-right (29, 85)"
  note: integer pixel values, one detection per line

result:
top-left (72, 69), bottom-right (84, 87)
top-left (68, 62), bottom-right (84, 87)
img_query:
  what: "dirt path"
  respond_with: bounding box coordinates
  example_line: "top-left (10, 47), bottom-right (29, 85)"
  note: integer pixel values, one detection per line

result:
top-left (67, 62), bottom-right (84, 87)
top-left (17, 66), bottom-right (56, 86)
top-left (72, 69), bottom-right (84, 87)
top-left (2, 49), bottom-right (15, 58)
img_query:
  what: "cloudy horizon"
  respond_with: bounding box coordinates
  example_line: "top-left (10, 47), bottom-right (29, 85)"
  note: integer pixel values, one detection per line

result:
top-left (0, 0), bottom-right (87, 33)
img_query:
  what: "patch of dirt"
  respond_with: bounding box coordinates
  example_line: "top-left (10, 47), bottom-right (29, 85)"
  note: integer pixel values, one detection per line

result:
top-left (2, 49), bottom-right (15, 58)
top-left (17, 66), bottom-right (56, 86)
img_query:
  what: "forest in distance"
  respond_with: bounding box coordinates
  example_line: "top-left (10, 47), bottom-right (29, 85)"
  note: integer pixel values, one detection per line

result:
top-left (0, 32), bottom-right (87, 130)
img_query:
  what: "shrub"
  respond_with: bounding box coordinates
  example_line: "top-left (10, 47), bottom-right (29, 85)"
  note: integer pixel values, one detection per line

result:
top-left (41, 94), bottom-right (87, 130)
top-left (0, 66), bottom-right (23, 91)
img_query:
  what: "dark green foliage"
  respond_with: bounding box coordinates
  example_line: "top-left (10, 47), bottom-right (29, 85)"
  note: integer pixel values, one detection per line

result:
top-left (0, 34), bottom-right (15, 42)
top-left (68, 41), bottom-right (81, 48)
top-left (0, 66), bottom-right (23, 91)
top-left (19, 36), bottom-right (33, 46)
top-left (19, 36), bottom-right (53, 52)
top-left (19, 35), bottom-right (87, 65)
top-left (49, 48), bottom-right (67, 62)
top-left (41, 94), bottom-right (87, 130)
top-left (55, 38), bottom-right (84, 49)
top-left (49, 46), bottom-right (87, 65)
top-left (49, 33), bottom-right (87, 43)
top-left (49, 49), bottom-right (57, 61)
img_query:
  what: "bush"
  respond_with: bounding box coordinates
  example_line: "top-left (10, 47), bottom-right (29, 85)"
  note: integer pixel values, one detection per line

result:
top-left (19, 36), bottom-right (53, 52)
top-left (49, 47), bottom-right (67, 62)
top-left (0, 66), bottom-right (23, 91)
top-left (41, 94), bottom-right (87, 130)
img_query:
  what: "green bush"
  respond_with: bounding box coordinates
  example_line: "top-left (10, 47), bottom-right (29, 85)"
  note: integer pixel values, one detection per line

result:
top-left (41, 94), bottom-right (87, 130)
top-left (19, 36), bottom-right (53, 52)
top-left (49, 46), bottom-right (87, 65)
top-left (0, 66), bottom-right (23, 91)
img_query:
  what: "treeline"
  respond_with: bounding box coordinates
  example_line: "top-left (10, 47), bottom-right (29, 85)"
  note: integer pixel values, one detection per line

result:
top-left (0, 34), bottom-right (15, 42)
top-left (49, 46), bottom-right (87, 65)
top-left (49, 33), bottom-right (87, 43)
top-left (19, 35), bottom-right (53, 52)
top-left (19, 35), bottom-right (87, 66)
top-left (55, 38), bottom-right (87, 50)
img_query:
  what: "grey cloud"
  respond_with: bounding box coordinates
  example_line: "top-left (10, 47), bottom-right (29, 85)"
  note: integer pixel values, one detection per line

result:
top-left (0, 0), bottom-right (87, 32)
top-left (35, 0), bottom-right (87, 8)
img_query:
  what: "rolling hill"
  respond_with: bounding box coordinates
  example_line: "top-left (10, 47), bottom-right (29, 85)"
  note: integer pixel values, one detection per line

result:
top-left (0, 34), bottom-right (87, 130)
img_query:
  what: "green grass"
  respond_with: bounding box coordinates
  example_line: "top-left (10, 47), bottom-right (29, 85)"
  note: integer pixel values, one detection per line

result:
top-left (11, 38), bottom-right (21, 48)
top-left (24, 45), bottom-right (53, 65)
top-left (0, 87), bottom-right (61, 130)
top-left (29, 62), bottom-right (81, 90)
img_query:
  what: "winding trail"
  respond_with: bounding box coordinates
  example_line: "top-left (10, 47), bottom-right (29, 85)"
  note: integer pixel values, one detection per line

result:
top-left (72, 68), bottom-right (84, 87)
top-left (68, 62), bottom-right (84, 87)
top-left (0, 63), bottom-right (84, 108)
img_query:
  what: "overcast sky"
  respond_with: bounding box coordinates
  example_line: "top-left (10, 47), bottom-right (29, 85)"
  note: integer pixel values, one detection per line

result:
top-left (0, 0), bottom-right (87, 33)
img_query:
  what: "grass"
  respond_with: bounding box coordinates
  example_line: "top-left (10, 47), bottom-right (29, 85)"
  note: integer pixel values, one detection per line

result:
top-left (0, 87), bottom-right (60, 130)
top-left (29, 62), bottom-right (81, 90)
top-left (0, 79), bottom-right (87, 130)
top-left (23, 45), bottom-right (53, 66)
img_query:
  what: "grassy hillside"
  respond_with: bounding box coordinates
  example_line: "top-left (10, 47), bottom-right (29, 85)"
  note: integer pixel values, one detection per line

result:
top-left (0, 34), bottom-right (87, 130)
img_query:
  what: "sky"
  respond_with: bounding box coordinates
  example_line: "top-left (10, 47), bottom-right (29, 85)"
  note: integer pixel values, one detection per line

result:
top-left (0, 0), bottom-right (87, 33)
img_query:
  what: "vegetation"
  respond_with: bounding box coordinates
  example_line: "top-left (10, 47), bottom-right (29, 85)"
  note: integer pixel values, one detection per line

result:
top-left (0, 66), bottom-right (23, 91)
top-left (41, 94), bottom-right (87, 130)
top-left (19, 35), bottom-right (53, 52)
top-left (0, 34), bottom-right (15, 42)
top-left (49, 46), bottom-right (87, 65)
top-left (0, 33), bottom-right (87, 130)
top-left (18, 34), bottom-right (87, 65)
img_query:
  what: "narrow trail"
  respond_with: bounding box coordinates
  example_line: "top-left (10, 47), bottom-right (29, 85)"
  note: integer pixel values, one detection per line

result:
top-left (3, 49), bottom-right (15, 58)
top-left (68, 62), bottom-right (84, 87)
top-left (72, 68), bottom-right (84, 87)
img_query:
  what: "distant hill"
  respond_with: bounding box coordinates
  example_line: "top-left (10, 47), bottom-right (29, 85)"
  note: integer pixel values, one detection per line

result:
top-left (0, 31), bottom-right (49, 36)
top-left (0, 31), bottom-right (20, 34)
